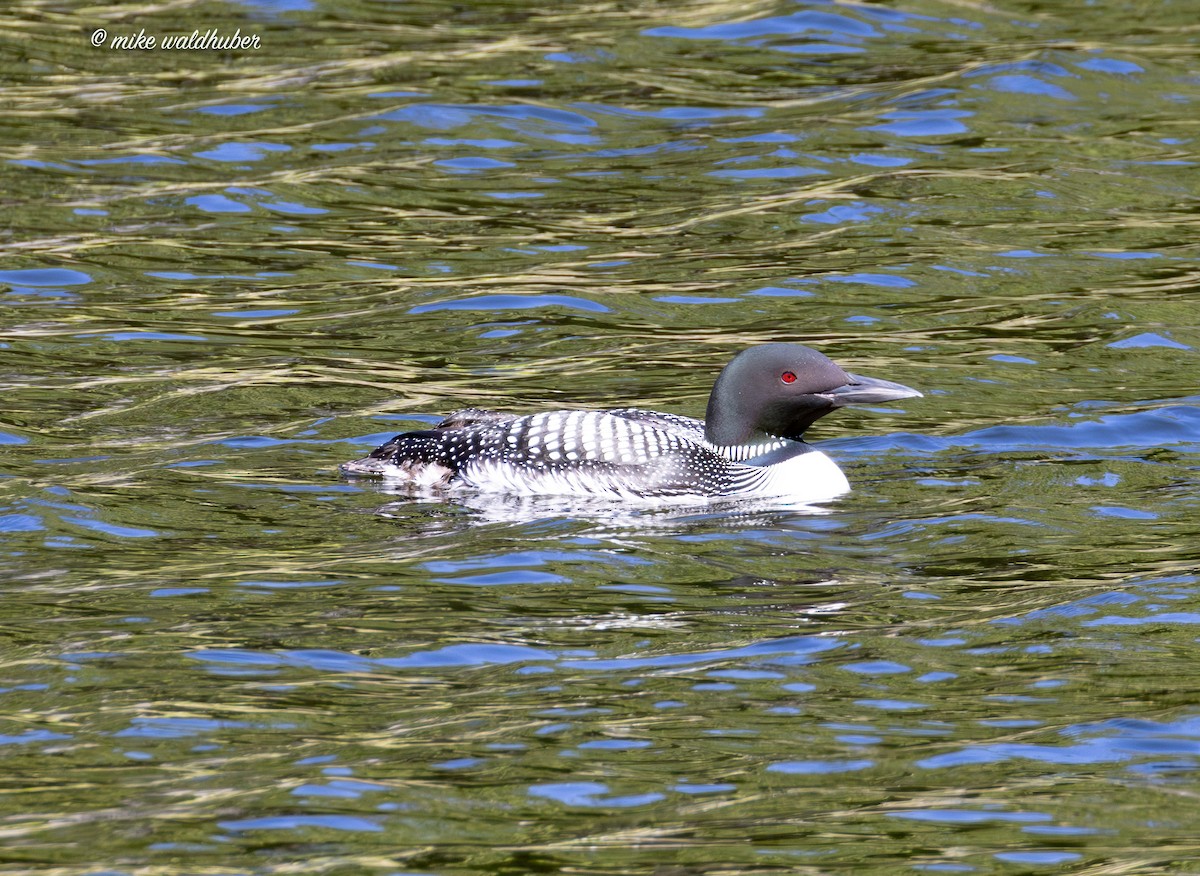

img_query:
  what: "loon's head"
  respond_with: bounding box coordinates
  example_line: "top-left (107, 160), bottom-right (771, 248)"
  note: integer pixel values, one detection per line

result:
top-left (704, 343), bottom-right (921, 446)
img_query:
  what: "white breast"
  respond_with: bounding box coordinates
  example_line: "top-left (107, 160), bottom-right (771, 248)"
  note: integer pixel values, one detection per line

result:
top-left (744, 450), bottom-right (851, 502)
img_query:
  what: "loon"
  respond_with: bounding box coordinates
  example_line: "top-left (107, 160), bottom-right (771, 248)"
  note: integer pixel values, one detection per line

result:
top-left (339, 343), bottom-right (920, 502)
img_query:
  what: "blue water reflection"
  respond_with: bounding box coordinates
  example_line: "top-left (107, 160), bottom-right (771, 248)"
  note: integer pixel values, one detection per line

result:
top-left (866, 110), bottom-right (972, 137)
top-left (0, 268), bottom-right (92, 287)
top-left (919, 714), bottom-right (1200, 770)
top-left (220, 814), bottom-right (382, 833)
top-left (646, 10), bottom-right (880, 42)
top-left (530, 782), bottom-right (664, 807)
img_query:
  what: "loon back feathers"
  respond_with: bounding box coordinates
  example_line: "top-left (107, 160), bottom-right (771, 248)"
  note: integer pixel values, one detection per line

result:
top-left (435, 407), bottom-right (703, 439)
top-left (343, 408), bottom-right (799, 498)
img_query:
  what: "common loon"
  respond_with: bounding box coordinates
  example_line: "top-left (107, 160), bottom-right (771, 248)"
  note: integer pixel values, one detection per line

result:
top-left (339, 343), bottom-right (921, 502)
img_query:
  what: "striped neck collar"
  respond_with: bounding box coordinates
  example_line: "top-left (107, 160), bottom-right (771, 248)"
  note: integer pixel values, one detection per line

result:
top-left (706, 434), bottom-right (809, 464)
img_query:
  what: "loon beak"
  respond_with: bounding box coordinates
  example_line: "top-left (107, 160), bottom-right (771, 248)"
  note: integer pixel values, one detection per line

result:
top-left (821, 373), bottom-right (922, 407)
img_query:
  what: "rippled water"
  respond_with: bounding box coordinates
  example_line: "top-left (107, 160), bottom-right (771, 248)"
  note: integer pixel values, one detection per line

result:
top-left (3, 0), bottom-right (1200, 873)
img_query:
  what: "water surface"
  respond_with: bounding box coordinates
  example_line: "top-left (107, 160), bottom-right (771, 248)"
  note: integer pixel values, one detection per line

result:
top-left (3, 0), bottom-right (1200, 873)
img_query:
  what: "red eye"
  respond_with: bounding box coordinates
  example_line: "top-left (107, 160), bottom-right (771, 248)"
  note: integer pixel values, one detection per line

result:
top-left (781, 371), bottom-right (796, 384)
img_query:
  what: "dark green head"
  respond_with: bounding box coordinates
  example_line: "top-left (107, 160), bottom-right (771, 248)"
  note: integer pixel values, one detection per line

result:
top-left (704, 343), bottom-right (921, 446)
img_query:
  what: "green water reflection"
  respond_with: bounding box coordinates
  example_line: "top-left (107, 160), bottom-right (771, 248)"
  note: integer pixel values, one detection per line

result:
top-left (3, 0), bottom-right (1200, 873)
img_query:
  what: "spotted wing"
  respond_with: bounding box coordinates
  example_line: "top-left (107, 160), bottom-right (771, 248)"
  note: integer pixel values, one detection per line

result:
top-left (605, 407), bottom-right (707, 442)
top-left (343, 408), bottom-right (780, 497)
top-left (451, 410), bottom-right (773, 498)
